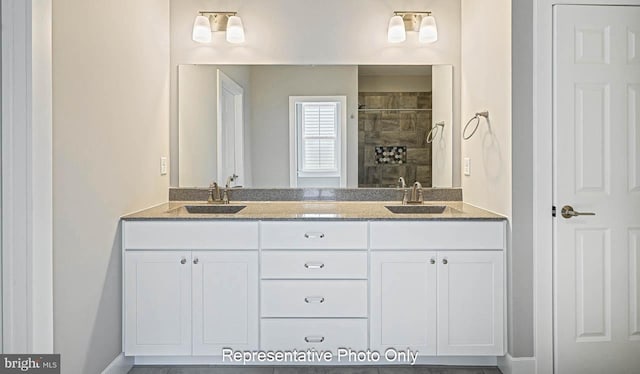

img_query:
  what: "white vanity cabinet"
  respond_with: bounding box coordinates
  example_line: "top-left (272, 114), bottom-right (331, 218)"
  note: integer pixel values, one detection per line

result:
top-left (122, 221), bottom-right (259, 356)
top-left (124, 251), bottom-right (192, 356)
top-left (122, 217), bottom-right (506, 362)
top-left (370, 251), bottom-right (438, 355)
top-left (369, 221), bottom-right (505, 356)
top-left (259, 221), bottom-right (369, 352)
top-left (191, 251), bottom-right (258, 355)
top-left (436, 251), bottom-right (504, 355)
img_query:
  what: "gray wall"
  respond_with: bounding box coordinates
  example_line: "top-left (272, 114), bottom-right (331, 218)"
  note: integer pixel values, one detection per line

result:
top-left (52, 0), bottom-right (170, 372)
top-left (249, 66), bottom-right (358, 187)
top-left (460, 0), bottom-right (534, 359)
top-left (510, 0), bottom-right (535, 357)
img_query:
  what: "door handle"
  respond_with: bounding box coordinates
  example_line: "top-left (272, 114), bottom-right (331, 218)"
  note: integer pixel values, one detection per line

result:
top-left (561, 205), bottom-right (596, 219)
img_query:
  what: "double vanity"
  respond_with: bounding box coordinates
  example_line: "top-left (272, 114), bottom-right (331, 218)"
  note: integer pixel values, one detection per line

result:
top-left (121, 192), bottom-right (506, 365)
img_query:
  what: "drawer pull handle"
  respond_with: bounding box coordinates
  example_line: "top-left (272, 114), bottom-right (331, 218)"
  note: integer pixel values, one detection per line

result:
top-left (304, 232), bottom-right (325, 239)
top-left (180, 258), bottom-right (187, 265)
top-left (304, 296), bottom-right (325, 304)
top-left (304, 262), bottom-right (325, 269)
top-left (442, 258), bottom-right (448, 265)
top-left (304, 336), bottom-right (325, 343)
top-left (430, 258), bottom-right (436, 264)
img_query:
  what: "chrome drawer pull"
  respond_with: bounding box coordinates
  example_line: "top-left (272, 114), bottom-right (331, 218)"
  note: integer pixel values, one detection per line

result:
top-left (304, 262), bottom-right (325, 269)
top-left (304, 232), bottom-right (325, 239)
top-left (304, 296), bottom-right (325, 303)
top-left (304, 336), bottom-right (325, 343)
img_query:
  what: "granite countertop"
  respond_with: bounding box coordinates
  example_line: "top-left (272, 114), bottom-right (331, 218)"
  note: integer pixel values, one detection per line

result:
top-left (122, 201), bottom-right (506, 221)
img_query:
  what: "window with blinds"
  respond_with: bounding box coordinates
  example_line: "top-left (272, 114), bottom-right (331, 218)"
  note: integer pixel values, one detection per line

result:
top-left (296, 102), bottom-right (340, 175)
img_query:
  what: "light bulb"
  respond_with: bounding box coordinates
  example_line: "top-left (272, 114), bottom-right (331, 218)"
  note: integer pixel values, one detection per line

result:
top-left (419, 15), bottom-right (438, 43)
top-left (192, 15), bottom-right (212, 43)
top-left (226, 15), bottom-right (245, 43)
top-left (387, 15), bottom-right (406, 43)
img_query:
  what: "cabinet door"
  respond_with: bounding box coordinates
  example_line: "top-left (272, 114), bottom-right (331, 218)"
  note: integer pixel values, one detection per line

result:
top-left (124, 251), bottom-right (192, 356)
top-left (192, 251), bottom-right (259, 355)
top-left (370, 251), bottom-right (437, 355)
top-left (437, 251), bottom-right (504, 355)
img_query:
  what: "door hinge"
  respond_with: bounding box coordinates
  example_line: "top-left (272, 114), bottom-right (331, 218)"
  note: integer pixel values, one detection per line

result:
top-left (552, 205), bottom-right (557, 217)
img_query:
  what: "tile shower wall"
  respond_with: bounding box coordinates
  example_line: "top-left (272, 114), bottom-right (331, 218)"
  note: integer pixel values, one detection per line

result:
top-left (358, 92), bottom-right (432, 187)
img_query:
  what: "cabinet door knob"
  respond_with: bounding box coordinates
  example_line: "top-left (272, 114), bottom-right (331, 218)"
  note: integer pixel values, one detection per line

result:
top-left (442, 258), bottom-right (448, 265)
top-left (304, 296), bottom-right (325, 303)
top-left (180, 258), bottom-right (187, 265)
top-left (304, 336), bottom-right (325, 343)
top-left (304, 232), bottom-right (325, 239)
top-left (304, 262), bottom-right (325, 269)
top-left (430, 258), bottom-right (436, 264)
top-left (193, 258), bottom-right (199, 264)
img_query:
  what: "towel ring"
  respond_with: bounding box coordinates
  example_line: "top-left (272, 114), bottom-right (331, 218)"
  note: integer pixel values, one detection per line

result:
top-left (463, 111), bottom-right (489, 140)
top-left (426, 121), bottom-right (445, 144)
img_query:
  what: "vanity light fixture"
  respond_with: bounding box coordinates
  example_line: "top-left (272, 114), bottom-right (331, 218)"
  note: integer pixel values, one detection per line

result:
top-left (192, 11), bottom-right (245, 44)
top-left (387, 15), bottom-right (406, 43)
top-left (388, 11), bottom-right (438, 44)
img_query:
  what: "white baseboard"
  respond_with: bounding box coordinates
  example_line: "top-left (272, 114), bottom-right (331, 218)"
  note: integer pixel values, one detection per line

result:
top-left (102, 353), bottom-right (134, 374)
top-left (498, 354), bottom-right (535, 374)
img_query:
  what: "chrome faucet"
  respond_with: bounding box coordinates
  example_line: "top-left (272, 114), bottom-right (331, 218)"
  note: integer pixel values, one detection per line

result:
top-left (226, 174), bottom-right (238, 189)
top-left (207, 182), bottom-right (229, 204)
top-left (407, 181), bottom-right (424, 204)
top-left (222, 174), bottom-right (240, 204)
top-left (397, 177), bottom-right (406, 189)
top-left (397, 177), bottom-right (409, 205)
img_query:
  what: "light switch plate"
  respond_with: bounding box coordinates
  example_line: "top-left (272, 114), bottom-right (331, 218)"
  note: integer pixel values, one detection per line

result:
top-left (160, 157), bottom-right (168, 175)
top-left (464, 157), bottom-right (471, 176)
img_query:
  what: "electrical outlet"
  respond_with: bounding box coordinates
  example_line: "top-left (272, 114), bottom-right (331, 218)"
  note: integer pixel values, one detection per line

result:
top-left (464, 157), bottom-right (471, 176)
top-left (160, 157), bottom-right (168, 175)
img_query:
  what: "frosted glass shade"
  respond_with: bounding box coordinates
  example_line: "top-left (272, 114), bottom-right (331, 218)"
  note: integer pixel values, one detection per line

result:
top-left (226, 15), bottom-right (245, 43)
top-left (387, 15), bottom-right (406, 43)
top-left (192, 15), bottom-right (212, 43)
top-left (419, 15), bottom-right (438, 43)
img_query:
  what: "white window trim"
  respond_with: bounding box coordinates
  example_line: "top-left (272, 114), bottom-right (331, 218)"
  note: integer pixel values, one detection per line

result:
top-left (289, 96), bottom-right (347, 187)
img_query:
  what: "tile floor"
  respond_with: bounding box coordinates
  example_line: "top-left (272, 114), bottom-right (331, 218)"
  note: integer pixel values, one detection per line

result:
top-left (128, 366), bottom-right (502, 374)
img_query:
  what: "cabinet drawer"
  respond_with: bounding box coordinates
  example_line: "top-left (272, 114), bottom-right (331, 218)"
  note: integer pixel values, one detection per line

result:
top-left (370, 221), bottom-right (505, 250)
top-left (261, 251), bottom-right (367, 279)
top-left (261, 280), bottom-right (367, 317)
top-left (260, 221), bottom-right (368, 250)
top-left (123, 221), bottom-right (259, 250)
top-left (261, 319), bottom-right (368, 351)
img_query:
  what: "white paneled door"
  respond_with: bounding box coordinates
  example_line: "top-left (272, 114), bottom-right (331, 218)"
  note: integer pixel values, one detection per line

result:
top-left (554, 5), bottom-right (640, 373)
top-left (217, 70), bottom-right (244, 187)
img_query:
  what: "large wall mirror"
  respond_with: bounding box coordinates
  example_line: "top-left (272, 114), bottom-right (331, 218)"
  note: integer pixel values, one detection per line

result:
top-left (178, 65), bottom-right (454, 188)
